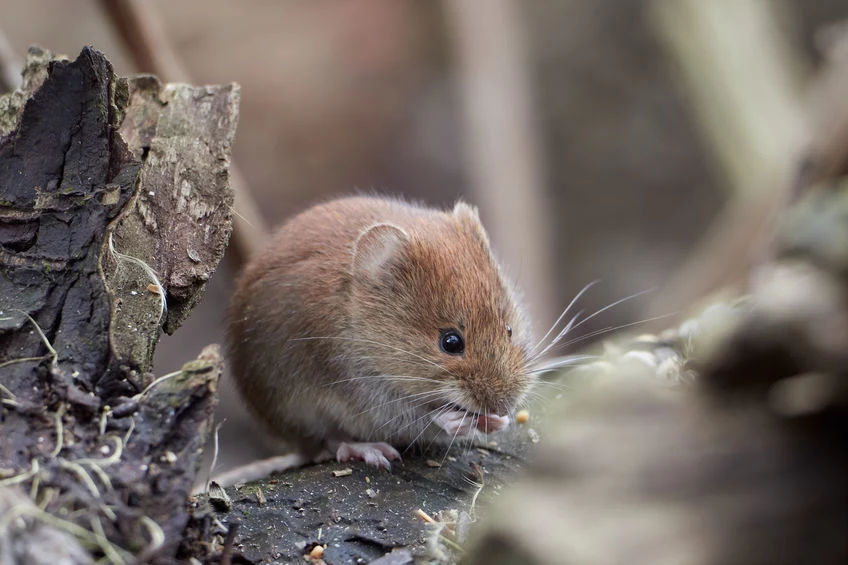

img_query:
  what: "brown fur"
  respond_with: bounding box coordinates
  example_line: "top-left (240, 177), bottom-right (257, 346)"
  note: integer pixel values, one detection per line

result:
top-left (226, 196), bottom-right (533, 456)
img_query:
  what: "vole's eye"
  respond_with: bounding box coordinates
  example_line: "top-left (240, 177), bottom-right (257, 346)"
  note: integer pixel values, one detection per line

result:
top-left (506, 324), bottom-right (513, 338)
top-left (439, 329), bottom-right (465, 355)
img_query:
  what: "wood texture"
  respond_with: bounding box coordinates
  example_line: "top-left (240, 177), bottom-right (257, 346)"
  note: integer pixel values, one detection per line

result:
top-left (0, 46), bottom-right (235, 563)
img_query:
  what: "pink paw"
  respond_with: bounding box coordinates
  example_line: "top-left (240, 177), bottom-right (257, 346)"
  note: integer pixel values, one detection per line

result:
top-left (433, 410), bottom-right (476, 436)
top-left (335, 442), bottom-right (401, 470)
top-left (475, 413), bottom-right (510, 433)
top-left (434, 410), bottom-right (511, 436)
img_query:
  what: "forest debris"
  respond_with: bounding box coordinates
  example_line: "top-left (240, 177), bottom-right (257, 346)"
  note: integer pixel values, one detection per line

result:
top-left (207, 482), bottom-right (232, 512)
top-left (308, 544), bottom-right (326, 559)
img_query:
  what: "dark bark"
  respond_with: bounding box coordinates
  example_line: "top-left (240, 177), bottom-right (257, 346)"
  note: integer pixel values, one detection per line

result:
top-left (185, 426), bottom-right (535, 564)
top-left (0, 47), bottom-right (236, 563)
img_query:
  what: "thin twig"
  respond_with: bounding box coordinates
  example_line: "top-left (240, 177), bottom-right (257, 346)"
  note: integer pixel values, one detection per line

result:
top-left (16, 310), bottom-right (58, 367)
top-left (220, 519), bottom-right (240, 565)
top-left (0, 23), bottom-right (22, 92)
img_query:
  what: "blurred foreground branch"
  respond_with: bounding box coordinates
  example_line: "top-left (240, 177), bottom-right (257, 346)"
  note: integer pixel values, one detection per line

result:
top-left (0, 24), bottom-right (21, 93)
top-left (649, 0), bottom-right (810, 316)
top-left (464, 179), bottom-right (848, 565)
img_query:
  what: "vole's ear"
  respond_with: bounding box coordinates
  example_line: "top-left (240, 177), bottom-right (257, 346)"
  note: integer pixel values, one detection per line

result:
top-left (352, 223), bottom-right (410, 281)
top-left (453, 201), bottom-right (490, 248)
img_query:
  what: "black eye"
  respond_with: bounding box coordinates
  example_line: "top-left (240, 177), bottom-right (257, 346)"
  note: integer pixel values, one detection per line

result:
top-left (506, 324), bottom-right (513, 338)
top-left (439, 329), bottom-right (465, 355)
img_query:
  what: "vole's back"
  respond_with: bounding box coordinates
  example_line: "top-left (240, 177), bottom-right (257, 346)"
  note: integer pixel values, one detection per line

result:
top-left (226, 197), bottom-right (443, 452)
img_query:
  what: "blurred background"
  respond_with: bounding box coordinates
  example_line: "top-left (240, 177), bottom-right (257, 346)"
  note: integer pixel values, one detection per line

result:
top-left (1, 0), bottom-right (846, 473)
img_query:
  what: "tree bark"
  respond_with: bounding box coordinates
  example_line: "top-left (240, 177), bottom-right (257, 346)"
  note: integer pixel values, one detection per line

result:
top-left (0, 46), bottom-right (237, 563)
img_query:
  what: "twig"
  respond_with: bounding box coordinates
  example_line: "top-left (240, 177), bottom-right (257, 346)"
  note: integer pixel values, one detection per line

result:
top-left (0, 503), bottom-right (131, 563)
top-left (108, 232), bottom-right (167, 323)
top-left (203, 420), bottom-right (225, 494)
top-left (97, 0), bottom-right (268, 264)
top-left (0, 23), bottom-right (22, 92)
top-left (50, 403), bottom-right (66, 458)
top-left (134, 370), bottom-right (181, 399)
top-left (220, 519), bottom-right (240, 565)
top-left (0, 382), bottom-right (17, 401)
top-left (0, 459), bottom-right (39, 488)
top-left (96, 0), bottom-right (186, 81)
top-left (207, 453), bottom-right (309, 490)
top-left (800, 20), bottom-right (848, 189)
top-left (16, 310), bottom-right (58, 367)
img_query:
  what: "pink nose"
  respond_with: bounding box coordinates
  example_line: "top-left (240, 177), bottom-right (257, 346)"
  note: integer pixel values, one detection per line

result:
top-left (474, 413), bottom-right (510, 432)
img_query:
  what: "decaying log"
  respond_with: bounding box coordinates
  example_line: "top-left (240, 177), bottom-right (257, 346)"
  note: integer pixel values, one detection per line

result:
top-left (186, 422), bottom-right (538, 563)
top-left (0, 46), bottom-right (237, 563)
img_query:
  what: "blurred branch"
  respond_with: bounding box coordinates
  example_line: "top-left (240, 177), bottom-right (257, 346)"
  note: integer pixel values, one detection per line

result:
top-left (653, 0), bottom-right (808, 198)
top-left (648, 0), bottom-right (811, 317)
top-left (443, 0), bottom-right (555, 331)
top-left (0, 24), bottom-right (22, 92)
top-left (98, 0), bottom-right (186, 81)
top-left (801, 19), bottom-right (848, 188)
top-left (98, 0), bottom-right (269, 264)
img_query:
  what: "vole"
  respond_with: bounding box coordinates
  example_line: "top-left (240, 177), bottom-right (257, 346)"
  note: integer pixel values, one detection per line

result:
top-left (226, 196), bottom-right (534, 469)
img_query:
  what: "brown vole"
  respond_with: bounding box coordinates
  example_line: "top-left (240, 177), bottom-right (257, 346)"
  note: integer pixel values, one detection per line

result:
top-left (226, 196), bottom-right (534, 469)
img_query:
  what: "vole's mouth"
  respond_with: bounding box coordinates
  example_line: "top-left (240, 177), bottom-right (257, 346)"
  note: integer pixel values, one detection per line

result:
top-left (432, 404), bottom-right (511, 436)
top-left (445, 402), bottom-right (479, 417)
top-left (445, 401), bottom-right (511, 419)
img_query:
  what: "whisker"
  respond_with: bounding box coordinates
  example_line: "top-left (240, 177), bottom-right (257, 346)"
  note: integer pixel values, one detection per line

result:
top-left (530, 280), bottom-right (599, 355)
top-left (373, 390), bottom-right (453, 429)
top-left (531, 311), bottom-right (584, 362)
top-left (527, 354), bottom-right (596, 375)
top-left (557, 313), bottom-right (676, 350)
top-left (403, 402), bottom-right (455, 453)
top-left (326, 374), bottom-right (445, 387)
top-left (291, 336), bottom-right (458, 377)
top-left (532, 289), bottom-right (656, 363)
top-left (521, 387), bottom-right (569, 404)
top-left (440, 411), bottom-right (468, 466)
top-left (568, 287), bottom-right (657, 335)
top-left (528, 380), bottom-right (575, 392)
top-left (413, 397), bottom-right (456, 427)
top-left (521, 391), bottom-right (553, 404)
top-left (357, 389), bottom-right (447, 419)
top-left (352, 354), bottom-right (447, 372)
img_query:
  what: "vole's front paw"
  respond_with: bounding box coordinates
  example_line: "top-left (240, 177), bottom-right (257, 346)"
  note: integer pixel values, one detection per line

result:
top-left (335, 441), bottom-right (401, 470)
top-left (475, 413), bottom-right (510, 433)
top-left (434, 410), bottom-right (510, 436)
